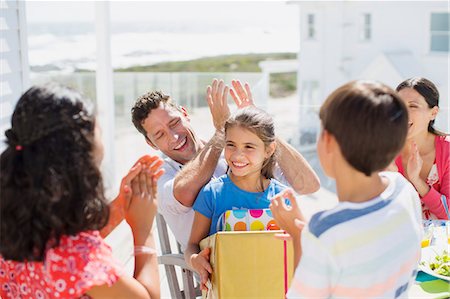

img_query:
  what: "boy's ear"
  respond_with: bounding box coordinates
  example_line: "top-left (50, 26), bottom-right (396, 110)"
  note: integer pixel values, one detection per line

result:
top-left (145, 137), bottom-right (159, 150)
top-left (322, 130), bottom-right (335, 154)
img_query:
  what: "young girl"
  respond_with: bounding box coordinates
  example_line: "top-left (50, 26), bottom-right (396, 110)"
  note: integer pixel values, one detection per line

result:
top-left (395, 77), bottom-right (449, 220)
top-left (184, 106), bottom-right (287, 290)
top-left (0, 84), bottom-right (163, 298)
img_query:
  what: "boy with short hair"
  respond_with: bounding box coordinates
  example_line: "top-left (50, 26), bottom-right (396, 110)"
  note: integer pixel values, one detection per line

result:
top-left (271, 80), bottom-right (423, 298)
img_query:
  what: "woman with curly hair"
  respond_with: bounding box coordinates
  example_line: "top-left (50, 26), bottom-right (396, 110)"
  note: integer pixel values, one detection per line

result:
top-left (0, 84), bottom-right (163, 298)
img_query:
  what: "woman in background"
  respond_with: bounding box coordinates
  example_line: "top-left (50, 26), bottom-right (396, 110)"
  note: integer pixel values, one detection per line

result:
top-left (395, 77), bottom-right (449, 220)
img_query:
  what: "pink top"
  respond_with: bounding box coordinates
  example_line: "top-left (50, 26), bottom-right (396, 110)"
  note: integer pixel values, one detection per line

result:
top-left (395, 135), bottom-right (450, 220)
top-left (0, 231), bottom-right (121, 299)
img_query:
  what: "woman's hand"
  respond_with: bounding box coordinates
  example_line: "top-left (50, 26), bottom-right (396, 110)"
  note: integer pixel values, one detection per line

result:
top-left (206, 79), bottom-right (230, 131)
top-left (124, 156), bottom-right (164, 236)
top-left (190, 247), bottom-right (212, 291)
top-left (406, 141), bottom-right (423, 184)
top-left (406, 141), bottom-right (432, 197)
top-left (270, 189), bottom-right (306, 239)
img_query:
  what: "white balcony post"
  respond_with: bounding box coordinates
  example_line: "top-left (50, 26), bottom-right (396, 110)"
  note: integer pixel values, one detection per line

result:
top-left (95, 2), bottom-right (116, 194)
top-left (260, 71), bottom-right (270, 111)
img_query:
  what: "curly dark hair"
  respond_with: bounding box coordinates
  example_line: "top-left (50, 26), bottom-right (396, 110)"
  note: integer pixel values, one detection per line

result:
top-left (0, 84), bottom-right (109, 261)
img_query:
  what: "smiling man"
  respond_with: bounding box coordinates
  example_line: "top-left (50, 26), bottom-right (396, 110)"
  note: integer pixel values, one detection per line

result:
top-left (131, 80), bottom-right (320, 250)
top-left (132, 90), bottom-right (228, 248)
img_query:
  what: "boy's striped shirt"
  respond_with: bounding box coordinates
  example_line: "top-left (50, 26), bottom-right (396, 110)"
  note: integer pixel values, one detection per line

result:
top-left (287, 172), bottom-right (423, 299)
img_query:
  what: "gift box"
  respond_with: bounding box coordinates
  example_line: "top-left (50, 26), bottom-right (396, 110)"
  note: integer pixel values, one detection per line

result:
top-left (218, 208), bottom-right (280, 232)
top-left (199, 231), bottom-right (294, 299)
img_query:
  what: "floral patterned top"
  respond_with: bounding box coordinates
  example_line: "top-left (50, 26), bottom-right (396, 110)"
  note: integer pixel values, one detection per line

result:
top-left (0, 231), bottom-right (121, 299)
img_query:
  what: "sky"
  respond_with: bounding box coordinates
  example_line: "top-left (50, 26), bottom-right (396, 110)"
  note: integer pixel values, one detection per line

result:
top-left (26, 1), bottom-right (298, 26)
top-left (24, 1), bottom-right (300, 70)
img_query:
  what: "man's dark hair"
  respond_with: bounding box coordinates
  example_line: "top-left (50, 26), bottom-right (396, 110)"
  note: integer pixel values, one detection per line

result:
top-left (131, 90), bottom-right (177, 140)
top-left (319, 80), bottom-right (408, 176)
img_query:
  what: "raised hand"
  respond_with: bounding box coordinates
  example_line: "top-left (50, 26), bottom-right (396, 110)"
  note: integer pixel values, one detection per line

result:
top-left (100, 156), bottom-right (163, 238)
top-left (124, 155), bottom-right (165, 235)
top-left (190, 247), bottom-right (212, 291)
top-left (406, 141), bottom-right (423, 184)
top-left (230, 80), bottom-right (255, 108)
top-left (269, 189), bottom-right (306, 239)
top-left (206, 79), bottom-right (230, 131)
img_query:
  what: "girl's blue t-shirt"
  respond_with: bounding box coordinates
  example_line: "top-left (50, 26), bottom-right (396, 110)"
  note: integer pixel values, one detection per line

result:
top-left (193, 174), bottom-right (287, 235)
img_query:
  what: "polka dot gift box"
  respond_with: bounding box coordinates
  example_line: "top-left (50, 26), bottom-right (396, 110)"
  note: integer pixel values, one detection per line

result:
top-left (217, 208), bottom-right (280, 232)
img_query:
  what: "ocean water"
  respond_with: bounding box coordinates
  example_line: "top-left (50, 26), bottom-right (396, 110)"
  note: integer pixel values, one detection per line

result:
top-left (27, 22), bottom-right (299, 72)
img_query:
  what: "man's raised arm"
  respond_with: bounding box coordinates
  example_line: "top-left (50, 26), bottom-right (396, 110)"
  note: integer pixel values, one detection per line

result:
top-left (173, 79), bottom-right (229, 207)
top-left (276, 137), bottom-right (320, 195)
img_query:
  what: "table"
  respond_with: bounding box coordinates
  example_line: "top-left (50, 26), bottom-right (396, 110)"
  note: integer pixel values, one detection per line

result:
top-left (408, 271), bottom-right (449, 299)
top-left (408, 221), bottom-right (450, 298)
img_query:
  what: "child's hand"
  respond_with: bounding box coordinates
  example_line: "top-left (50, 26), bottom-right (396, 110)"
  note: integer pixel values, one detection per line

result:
top-left (190, 247), bottom-right (213, 291)
top-left (274, 219), bottom-right (305, 242)
top-left (270, 189), bottom-right (306, 240)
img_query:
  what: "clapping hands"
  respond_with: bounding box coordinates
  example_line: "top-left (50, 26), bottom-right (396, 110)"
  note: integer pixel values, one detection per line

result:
top-left (406, 141), bottom-right (423, 184)
top-left (120, 155), bottom-right (165, 235)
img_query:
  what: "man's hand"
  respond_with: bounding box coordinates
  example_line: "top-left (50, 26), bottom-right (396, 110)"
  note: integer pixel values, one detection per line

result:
top-left (206, 79), bottom-right (230, 131)
top-left (230, 80), bottom-right (255, 108)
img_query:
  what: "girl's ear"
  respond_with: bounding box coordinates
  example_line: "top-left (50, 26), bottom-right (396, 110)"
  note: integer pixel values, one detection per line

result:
top-left (265, 141), bottom-right (276, 159)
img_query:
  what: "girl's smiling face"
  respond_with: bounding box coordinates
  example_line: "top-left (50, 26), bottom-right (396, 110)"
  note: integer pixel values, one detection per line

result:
top-left (398, 87), bottom-right (438, 139)
top-left (224, 126), bottom-right (273, 179)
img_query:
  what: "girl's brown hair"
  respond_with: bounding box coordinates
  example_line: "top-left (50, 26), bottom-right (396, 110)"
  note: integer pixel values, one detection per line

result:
top-left (225, 107), bottom-right (277, 188)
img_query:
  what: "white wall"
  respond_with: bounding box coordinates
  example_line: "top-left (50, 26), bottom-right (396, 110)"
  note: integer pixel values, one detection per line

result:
top-left (297, 1), bottom-right (449, 131)
top-left (0, 1), bottom-right (29, 151)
